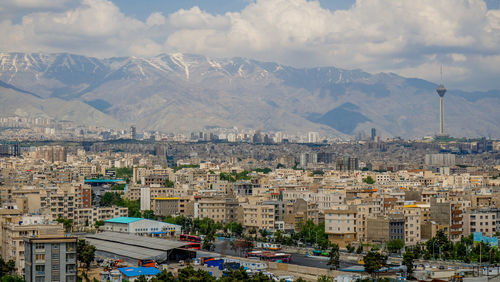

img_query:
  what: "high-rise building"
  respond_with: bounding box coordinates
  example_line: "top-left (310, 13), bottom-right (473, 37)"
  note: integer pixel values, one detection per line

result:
top-left (35, 146), bottom-right (67, 163)
top-left (308, 132), bottom-right (320, 143)
top-left (130, 126), bottom-right (137, 140)
top-left (371, 128), bottom-right (376, 141)
top-left (24, 236), bottom-right (78, 282)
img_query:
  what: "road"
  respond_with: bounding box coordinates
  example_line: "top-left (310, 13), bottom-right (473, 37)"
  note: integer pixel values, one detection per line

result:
top-left (213, 240), bottom-right (358, 270)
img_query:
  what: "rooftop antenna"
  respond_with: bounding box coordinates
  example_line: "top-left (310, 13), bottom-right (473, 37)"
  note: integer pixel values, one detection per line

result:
top-left (440, 64), bottom-right (443, 84)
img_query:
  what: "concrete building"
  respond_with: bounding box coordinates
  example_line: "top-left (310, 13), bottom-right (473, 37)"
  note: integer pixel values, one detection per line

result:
top-left (35, 146), bottom-right (67, 163)
top-left (24, 236), bottom-right (78, 282)
top-left (366, 214), bottom-right (404, 243)
top-left (196, 197), bottom-right (238, 223)
top-left (463, 209), bottom-right (497, 237)
top-left (153, 197), bottom-right (194, 217)
top-left (103, 217), bottom-right (181, 235)
top-left (238, 202), bottom-right (275, 231)
top-left (1, 222), bottom-right (64, 274)
top-left (403, 205), bottom-right (421, 246)
top-left (424, 154), bottom-right (456, 167)
top-left (308, 132), bottom-right (320, 143)
top-left (73, 206), bottom-right (128, 230)
top-left (325, 208), bottom-right (357, 247)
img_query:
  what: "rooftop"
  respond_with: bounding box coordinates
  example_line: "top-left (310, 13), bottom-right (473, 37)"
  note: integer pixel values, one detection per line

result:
top-left (104, 217), bottom-right (143, 224)
top-left (118, 267), bottom-right (161, 277)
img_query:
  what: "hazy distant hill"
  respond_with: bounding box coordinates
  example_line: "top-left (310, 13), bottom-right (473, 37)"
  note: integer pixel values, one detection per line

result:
top-left (0, 52), bottom-right (498, 138)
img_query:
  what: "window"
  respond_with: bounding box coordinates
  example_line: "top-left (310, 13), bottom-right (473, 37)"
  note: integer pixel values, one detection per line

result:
top-left (35, 254), bottom-right (45, 261)
top-left (66, 243), bottom-right (75, 251)
top-left (35, 243), bottom-right (45, 250)
top-left (35, 265), bottom-right (45, 272)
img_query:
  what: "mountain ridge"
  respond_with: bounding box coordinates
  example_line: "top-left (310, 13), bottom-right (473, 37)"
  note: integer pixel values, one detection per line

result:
top-left (0, 52), bottom-right (498, 138)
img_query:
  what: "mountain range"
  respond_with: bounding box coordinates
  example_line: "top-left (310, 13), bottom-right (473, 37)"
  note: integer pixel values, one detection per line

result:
top-left (0, 52), bottom-right (498, 138)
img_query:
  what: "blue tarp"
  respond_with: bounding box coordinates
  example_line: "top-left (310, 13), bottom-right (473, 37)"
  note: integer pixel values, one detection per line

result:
top-left (118, 267), bottom-right (161, 277)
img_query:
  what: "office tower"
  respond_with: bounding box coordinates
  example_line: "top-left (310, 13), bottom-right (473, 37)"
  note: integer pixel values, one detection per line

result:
top-left (130, 126), bottom-right (137, 140)
top-left (24, 236), bottom-right (78, 282)
top-left (308, 132), bottom-right (320, 143)
top-left (371, 128), bottom-right (376, 141)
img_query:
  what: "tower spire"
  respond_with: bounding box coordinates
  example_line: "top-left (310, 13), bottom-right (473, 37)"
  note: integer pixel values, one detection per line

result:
top-left (436, 65), bottom-right (447, 137)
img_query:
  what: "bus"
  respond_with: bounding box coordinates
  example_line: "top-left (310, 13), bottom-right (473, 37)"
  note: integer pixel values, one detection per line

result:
top-left (180, 234), bottom-right (202, 243)
top-left (187, 242), bottom-right (201, 250)
top-left (246, 251), bottom-right (292, 263)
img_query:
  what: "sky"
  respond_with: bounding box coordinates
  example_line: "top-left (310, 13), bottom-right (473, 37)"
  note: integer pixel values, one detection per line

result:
top-left (1, 0), bottom-right (500, 91)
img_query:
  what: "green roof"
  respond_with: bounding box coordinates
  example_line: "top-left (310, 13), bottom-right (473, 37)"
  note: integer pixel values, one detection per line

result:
top-left (105, 217), bottom-right (143, 224)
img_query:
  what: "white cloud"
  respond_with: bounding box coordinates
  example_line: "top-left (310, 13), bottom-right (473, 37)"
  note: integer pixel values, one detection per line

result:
top-left (0, 0), bottom-right (499, 90)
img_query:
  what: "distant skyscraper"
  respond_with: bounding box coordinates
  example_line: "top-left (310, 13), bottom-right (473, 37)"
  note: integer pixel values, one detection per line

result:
top-left (308, 132), bottom-right (320, 143)
top-left (371, 128), bottom-right (376, 141)
top-left (130, 126), bottom-right (137, 139)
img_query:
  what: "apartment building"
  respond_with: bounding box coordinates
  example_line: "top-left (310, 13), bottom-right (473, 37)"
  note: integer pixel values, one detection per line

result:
top-left (463, 209), bottom-right (497, 237)
top-left (154, 197), bottom-right (194, 217)
top-left (24, 236), bottom-right (77, 282)
top-left (238, 202), bottom-right (275, 230)
top-left (196, 197), bottom-right (238, 223)
top-left (73, 206), bottom-right (128, 230)
top-left (366, 214), bottom-right (405, 243)
top-left (324, 208), bottom-right (357, 247)
top-left (403, 205), bottom-right (421, 245)
top-left (40, 188), bottom-right (76, 223)
top-left (1, 223), bottom-right (64, 274)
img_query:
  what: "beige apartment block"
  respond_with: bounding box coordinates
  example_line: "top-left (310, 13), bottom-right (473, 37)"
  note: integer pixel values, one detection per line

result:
top-left (325, 208), bottom-right (357, 248)
top-left (403, 205), bottom-right (421, 245)
top-left (154, 197), bottom-right (194, 217)
top-left (1, 223), bottom-right (64, 274)
top-left (463, 209), bottom-right (497, 237)
top-left (197, 197), bottom-right (238, 223)
top-left (238, 203), bottom-right (275, 230)
top-left (73, 206), bottom-right (128, 230)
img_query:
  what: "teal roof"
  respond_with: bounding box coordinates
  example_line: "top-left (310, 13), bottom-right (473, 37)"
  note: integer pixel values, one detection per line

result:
top-left (105, 217), bottom-right (143, 224)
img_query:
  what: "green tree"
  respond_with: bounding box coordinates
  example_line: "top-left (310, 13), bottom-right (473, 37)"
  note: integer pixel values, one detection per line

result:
top-left (142, 210), bottom-right (156, 220)
top-left (386, 239), bottom-right (405, 254)
top-left (94, 220), bottom-right (105, 229)
top-left (225, 221), bottom-right (243, 237)
top-left (363, 176), bottom-right (375, 184)
top-left (254, 168), bottom-right (272, 174)
top-left (259, 229), bottom-right (269, 239)
top-left (202, 232), bottom-right (216, 251)
top-left (177, 266), bottom-right (216, 282)
top-left (363, 251), bottom-right (388, 278)
top-left (356, 244), bottom-right (364, 254)
top-left (346, 244), bottom-right (355, 253)
top-left (115, 167), bottom-right (133, 178)
top-left (77, 239), bottom-right (96, 270)
top-left (0, 275), bottom-right (25, 282)
top-left (402, 251), bottom-right (415, 278)
top-left (317, 275), bottom-right (334, 282)
top-left (135, 276), bottom-right (148, 282)
top-left (165, 179), bottom-right (174, 187)
top-left (327, 244), bottom-right (340, 270)
top-left (219, 267), bottom-right (251, 282)
top-left (151, 270), bottom-right (175, 282)
top-left (0, 257), bottom-right (16, 276)
top-left (56, 217), bottom-right (73, 232)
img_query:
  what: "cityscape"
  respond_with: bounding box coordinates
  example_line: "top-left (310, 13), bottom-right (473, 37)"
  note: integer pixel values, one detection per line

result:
top-left (0, 1), bottom-right (500, 282)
